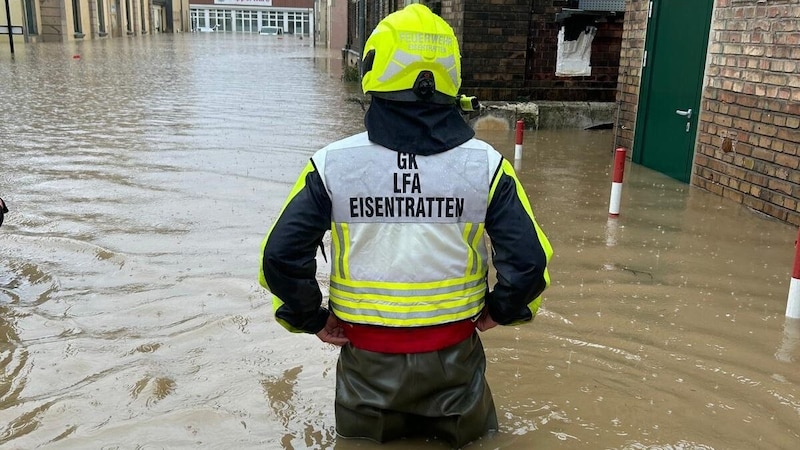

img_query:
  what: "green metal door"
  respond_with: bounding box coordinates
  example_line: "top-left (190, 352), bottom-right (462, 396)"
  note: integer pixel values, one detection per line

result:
top-left (633, 0), bottom-right (714, 182)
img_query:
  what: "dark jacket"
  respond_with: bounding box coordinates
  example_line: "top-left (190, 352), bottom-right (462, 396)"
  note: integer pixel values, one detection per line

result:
top-left (260, 97), bottom-right (551, 334)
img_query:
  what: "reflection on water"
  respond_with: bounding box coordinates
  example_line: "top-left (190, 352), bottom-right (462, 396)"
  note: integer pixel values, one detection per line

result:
top-left (1, 35), bottom-right (799, 449)
top-left (776, 318), bottom-right (800, 363)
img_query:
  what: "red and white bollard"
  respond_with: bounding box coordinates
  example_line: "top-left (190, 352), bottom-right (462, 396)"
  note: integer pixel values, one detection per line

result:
top-left (787, 228), bottom-right (800, 318)
top-left (608, 147), bottom-right (627, 218)
top-left (514, 120), bottom-right (524, 161)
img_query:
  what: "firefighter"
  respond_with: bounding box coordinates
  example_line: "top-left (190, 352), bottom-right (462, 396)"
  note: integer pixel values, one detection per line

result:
top-left (259, 3), bottom-right (552, 448)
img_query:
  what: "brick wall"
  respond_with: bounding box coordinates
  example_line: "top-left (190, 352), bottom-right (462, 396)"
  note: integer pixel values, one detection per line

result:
top-left (440, 0), bottom-right (466, 57)
top-left (455, 0), bottom-right (623, 102)
top-left (614, 0), bottom-right (648, 151)
top-left (522, 0), bottom-right (623, 101)
top-left (618, 0), bottom-right (800, 225)
top-left (696, 0), bottom-right (800, 225)
top-left (457, 0), bottom-right (531, 101)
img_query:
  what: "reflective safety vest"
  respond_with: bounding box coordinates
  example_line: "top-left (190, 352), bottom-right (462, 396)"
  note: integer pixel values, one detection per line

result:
top-left (312, 132), bottom-right (503, 328)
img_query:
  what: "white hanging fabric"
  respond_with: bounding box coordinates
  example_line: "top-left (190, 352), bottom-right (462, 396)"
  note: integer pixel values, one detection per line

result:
top-left (556, 25), bottom-right (598, 77)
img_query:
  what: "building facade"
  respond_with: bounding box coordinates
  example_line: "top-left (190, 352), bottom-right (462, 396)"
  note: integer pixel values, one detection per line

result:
top-left (617, 0), bottom-right (800, 226)
top-left (188, 0), bottom-right (313, 35)
top-left (444, 0), bottom-right (624, 102)
top-left (341, 0), bottom-right (625, 102)
top-left (1, 0), bottom-right (190, 44)
top-left (316, 0), bottom-right (347, 51)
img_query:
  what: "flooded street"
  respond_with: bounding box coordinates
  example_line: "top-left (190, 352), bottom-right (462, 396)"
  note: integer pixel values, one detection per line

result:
top-left (1, 34), bottom-right (798, 450)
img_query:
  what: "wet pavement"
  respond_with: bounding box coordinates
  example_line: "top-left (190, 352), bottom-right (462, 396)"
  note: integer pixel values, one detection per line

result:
top-left (1, 34), bottom-right (799, 449)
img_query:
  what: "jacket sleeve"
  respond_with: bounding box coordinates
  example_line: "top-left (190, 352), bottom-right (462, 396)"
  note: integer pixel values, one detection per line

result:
top-left (484, 158), bottom-right (553, 325)
top-left (259, 160), bottom-right (332, 334)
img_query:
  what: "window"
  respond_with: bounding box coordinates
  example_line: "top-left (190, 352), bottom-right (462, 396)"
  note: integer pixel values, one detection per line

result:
top-left (125, 0), bottom-right (133, 33)
top-left (237, 10), bottom-right (258, 33)
top-left (190, 8), bottom-right (202, 30)
top-left (208, 9), bottom-right (231, 32)
top-left (97, 0), bottom-right (107, 35)
top-left (24, 0), bottom-right (38, 35)
top-left (140, 0), bottom-right (147, 32)
top-left (262, 10), bottom-right (280, 28)
top-left (72, 0), bottom-right (83, 36)
top-left (286, 11), bottom-right (309, 35)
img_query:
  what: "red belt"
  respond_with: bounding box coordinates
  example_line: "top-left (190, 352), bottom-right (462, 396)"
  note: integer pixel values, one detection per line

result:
top-left (343, 319), bottom-right (476, 354)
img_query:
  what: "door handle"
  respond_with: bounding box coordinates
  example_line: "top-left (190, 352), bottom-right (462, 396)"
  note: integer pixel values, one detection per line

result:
top-left (676, 108), bottom-right (692, 119)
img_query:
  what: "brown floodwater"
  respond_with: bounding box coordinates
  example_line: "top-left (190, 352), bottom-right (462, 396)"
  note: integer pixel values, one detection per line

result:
top-left (1, 34), bottom-right (798, 450)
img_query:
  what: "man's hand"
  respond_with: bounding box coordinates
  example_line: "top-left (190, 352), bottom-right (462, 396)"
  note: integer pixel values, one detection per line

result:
top-left (476, 308), bottom-right (498, 332)
top-left (316, 313), bottom-right (350, 346)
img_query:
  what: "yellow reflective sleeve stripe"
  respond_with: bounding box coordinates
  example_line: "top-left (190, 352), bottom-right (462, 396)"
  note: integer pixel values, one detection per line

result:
top-left (489, 159), bottom-right (554, 291)
top-left (258, 227), bottom-right (271, 288)
top-left (504, 296), bottom-right (543, 326)
top-left (258, 161), bottom-right (315, 289)
top-left (488, 160), bottom-right (504, 203)
top-left (270, 297), bottom-right (306, 333)
top-left (506, 295), bottom-right (542, 325)
top-left (492, 159), bottom-right (534, 216)
top-left (258, 161), bottom-right (318, 333)
top-left (529, 295), bottom-right (543, 317)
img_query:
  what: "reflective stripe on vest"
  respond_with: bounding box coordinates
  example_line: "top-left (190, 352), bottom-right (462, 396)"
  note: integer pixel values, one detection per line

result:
top-left (314, 133), bottom-right (502, 327)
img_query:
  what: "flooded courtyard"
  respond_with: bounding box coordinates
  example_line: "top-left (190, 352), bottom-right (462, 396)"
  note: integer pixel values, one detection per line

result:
top-left (1, 34), bottom-right (799, 449)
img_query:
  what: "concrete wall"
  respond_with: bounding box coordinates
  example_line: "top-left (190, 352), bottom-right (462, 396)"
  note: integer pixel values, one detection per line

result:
top-left (617, 0), bottom-right (800, 226)
top-left (469, 100), bottom-right (616, 131)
